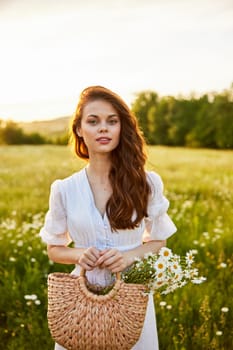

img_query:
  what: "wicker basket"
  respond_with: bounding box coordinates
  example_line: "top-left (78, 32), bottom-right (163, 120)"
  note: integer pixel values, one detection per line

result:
top-left (47, 269), bottom-right (148, 350)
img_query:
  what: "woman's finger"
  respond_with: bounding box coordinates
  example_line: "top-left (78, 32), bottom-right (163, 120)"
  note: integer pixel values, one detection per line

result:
top-left (102, 255), bottom-right (123, 267)
top-left (79, 261), bottom-right (95, 271)
top-left (88, 247), bottom-right (101, 259)
top-left (97, 249), bottom-right (121, 265)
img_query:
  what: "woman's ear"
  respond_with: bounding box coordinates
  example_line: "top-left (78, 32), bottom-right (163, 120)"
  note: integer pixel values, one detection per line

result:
top-left (76, 127), bottom-right (82, 137)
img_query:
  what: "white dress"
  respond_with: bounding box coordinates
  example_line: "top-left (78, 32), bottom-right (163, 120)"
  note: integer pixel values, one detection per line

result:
top-left (40, 168), bottom-right (177, 350)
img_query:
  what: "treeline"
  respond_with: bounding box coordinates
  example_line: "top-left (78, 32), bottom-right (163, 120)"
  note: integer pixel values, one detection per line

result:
top-left (0, 121), bottom-right (68, 145)
top-left (132, 85), bottom-right (233, 149)
top-left (1, 85), bottom-right (232, 148)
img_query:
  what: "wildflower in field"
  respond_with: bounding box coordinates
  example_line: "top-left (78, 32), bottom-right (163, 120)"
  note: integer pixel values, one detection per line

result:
top-left (159, 301), bottom-right (167, 307)
top-left (216, 331), bottom-right (223, 336)
top-left (9, 257), bottom-right (16, 262)
top-left (24, 294), bottom-right (38, 301)
top-left (166, 305), bottom-right (172, 310)
top-left (213, 234), bottom-right (221, 242)
top-left (221, 307), bottom-right (229, 313)
top-left (17, 240), bottom-right (23, 247)
top-left (202, 232), bottom-right (210, 239)
top-left (182, 200), bottom-right (193, 209)
top-left (1, 218), bottom-right (17, 230)
top-left (219, 262), bottom-right (227, 268)
top-left (31, 258), bottom-right (36, 263)
top-left (213, 228), bottom-right (223, 234)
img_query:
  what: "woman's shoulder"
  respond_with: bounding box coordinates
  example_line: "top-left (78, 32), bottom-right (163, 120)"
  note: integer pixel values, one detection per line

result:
top-left (146, 170), bottom-right (163, 186)
top-left (50, 168), bottom-right (85, 192)
top-left (146, 170), bottom-right (164, 197)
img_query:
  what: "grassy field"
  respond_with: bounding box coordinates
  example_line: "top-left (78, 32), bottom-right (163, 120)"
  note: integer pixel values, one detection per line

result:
top-left (0, 145), bottom-right (232, 349)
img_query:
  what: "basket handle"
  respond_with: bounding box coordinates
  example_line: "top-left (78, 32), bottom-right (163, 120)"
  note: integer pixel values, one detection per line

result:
top-left (80, 267), bottom-right (121, 281)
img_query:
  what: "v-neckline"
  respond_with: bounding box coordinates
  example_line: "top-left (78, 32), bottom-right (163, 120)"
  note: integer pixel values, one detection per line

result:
top-left (83, 167), bottom-right (107, 220)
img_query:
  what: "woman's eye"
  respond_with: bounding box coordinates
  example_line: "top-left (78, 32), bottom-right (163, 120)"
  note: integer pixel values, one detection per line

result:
top-left (109, 119), bottom-right (118, 125)
top-left (88, 119), bottom-right (97, 125)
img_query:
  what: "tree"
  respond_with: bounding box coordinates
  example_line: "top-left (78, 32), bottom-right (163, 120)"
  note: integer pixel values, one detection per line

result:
top-left (152, 97), bottom-right (171, 145)
top-left (213, 90), bottom-right (233, 148)
top-left (1, 121), bottom-right (25, 144)
top-left (131, 91), bottom-right (158, 142)
top-left (0, 120), bottom-right (47, 145)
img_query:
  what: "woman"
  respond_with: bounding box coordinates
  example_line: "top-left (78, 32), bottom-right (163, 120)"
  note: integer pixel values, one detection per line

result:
top-left (40, 86), bottom-right (177, 349)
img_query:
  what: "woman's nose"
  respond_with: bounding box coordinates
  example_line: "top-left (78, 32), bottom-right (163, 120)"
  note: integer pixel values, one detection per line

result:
top-left (98, 123), bottom-right (108, 132)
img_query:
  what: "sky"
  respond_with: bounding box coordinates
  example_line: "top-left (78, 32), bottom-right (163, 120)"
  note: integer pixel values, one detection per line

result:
top-left (0, 0), bottom-right (232, 122)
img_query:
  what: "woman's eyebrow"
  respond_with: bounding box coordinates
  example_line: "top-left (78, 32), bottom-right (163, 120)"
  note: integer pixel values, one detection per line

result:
top-left (87, 113), bottom-right (119, 118)
top-left (87, 114), bottom-right (98, 118)
top-left (107, 114), bottom-right (119, 118)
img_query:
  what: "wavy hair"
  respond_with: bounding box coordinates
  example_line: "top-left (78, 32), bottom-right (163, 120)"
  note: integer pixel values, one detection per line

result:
top-left (70, 86), bottom-right (150, 230)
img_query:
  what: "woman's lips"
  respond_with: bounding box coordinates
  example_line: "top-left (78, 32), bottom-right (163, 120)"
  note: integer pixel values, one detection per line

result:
top-left (96, 137), bottom-right (111, 144)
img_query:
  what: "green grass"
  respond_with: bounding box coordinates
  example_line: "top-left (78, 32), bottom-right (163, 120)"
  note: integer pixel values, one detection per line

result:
top-left (0, 145), bottom-right (232, 349)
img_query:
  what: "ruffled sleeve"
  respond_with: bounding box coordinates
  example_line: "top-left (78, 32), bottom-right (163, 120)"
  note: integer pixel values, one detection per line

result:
top-left (39, 180), bottom-right (72, 246)
top-left (143, 171), bottom-right (177, 241)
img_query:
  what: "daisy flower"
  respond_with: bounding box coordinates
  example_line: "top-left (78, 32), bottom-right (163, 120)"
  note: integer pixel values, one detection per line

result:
top-left (154, 258), bottom-right (167, 272)
top-left (159, 247), bottom-right (173, 259)
top-left (185, 250), bottom-right (195, 266)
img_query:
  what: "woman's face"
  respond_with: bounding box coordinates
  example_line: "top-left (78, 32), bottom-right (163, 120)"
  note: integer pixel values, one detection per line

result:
top-left (77, 99), bottom-right (121, 157)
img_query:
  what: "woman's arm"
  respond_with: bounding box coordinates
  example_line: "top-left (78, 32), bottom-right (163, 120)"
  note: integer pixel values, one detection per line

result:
top-left (47, 245), bottom-right (101, 270)
top-left (96, 240), bottom-right (166, 273)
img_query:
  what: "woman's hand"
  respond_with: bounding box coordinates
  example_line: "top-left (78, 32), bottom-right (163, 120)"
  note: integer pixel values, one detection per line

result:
top-left (96, 248), bottom-right (131, 273)
top-left (78, 247), bottom-right (101, 271)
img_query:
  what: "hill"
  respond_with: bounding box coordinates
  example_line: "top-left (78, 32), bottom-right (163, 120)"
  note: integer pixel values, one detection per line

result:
top-left (18, 116), bottom-right (71, 138)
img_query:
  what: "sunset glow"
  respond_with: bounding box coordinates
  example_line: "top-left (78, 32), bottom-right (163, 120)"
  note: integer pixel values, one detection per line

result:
top-left (0, 0), bottom-right (232, 122)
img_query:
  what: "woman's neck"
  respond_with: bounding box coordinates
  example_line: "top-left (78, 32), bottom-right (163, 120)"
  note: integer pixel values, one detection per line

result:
top-left (86, 155), bottom-right (111, 182)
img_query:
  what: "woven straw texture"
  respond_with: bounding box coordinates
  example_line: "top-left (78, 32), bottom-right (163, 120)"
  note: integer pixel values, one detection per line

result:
top-left (47, 272), bottom-right (148, 350)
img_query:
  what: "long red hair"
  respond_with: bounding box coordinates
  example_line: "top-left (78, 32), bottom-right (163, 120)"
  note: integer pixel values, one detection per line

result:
top-left (70, 86), bottom-right (150, 230)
